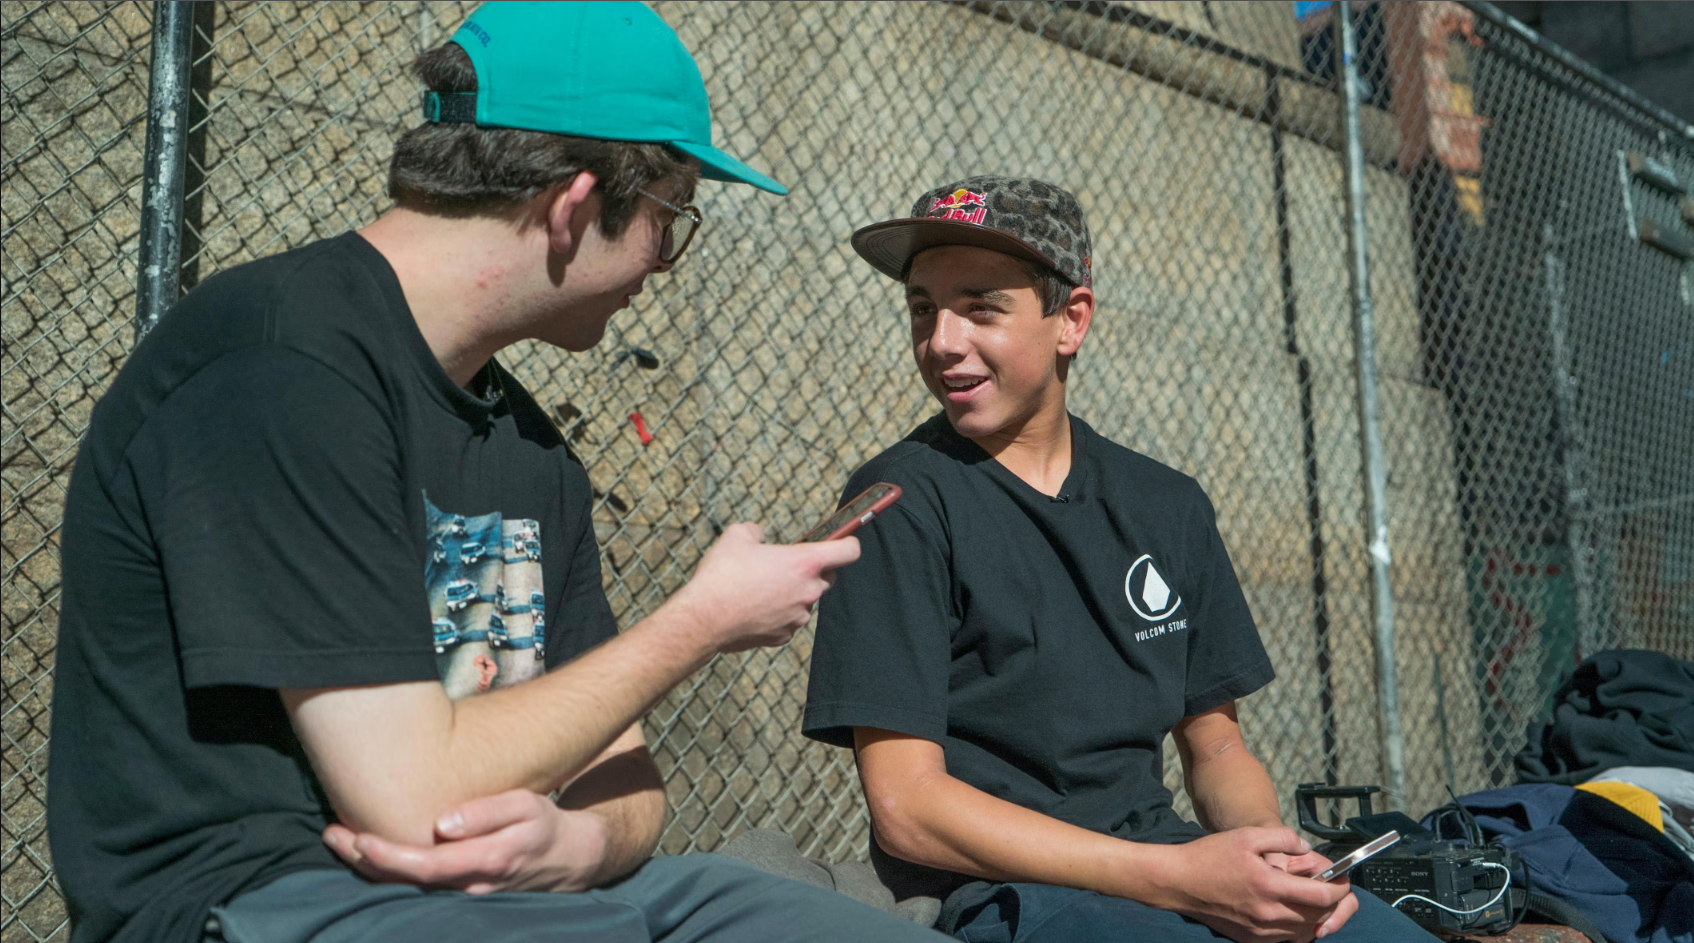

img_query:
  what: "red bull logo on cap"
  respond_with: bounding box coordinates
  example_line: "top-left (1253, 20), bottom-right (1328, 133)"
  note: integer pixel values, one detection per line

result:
top-left (928, 188), bottom-right (988, 225)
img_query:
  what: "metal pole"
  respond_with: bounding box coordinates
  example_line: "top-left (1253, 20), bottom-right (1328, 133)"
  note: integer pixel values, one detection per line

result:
top-left (1543, 229), bottom-right (1599, 658)
top-left (135, 1), bottom-right (196, 340)
top-left (1335, 1), bottom-right (1406, 810)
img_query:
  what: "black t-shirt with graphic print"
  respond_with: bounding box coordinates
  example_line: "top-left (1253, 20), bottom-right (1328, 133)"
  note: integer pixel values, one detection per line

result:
top-left (803, 412), bottom-right (1274, 904)
top-left (47, 233), bottom-right (618, 943)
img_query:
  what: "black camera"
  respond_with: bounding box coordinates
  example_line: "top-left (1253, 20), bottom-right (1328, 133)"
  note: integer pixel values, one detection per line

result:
top-left (1295, 783), bottom-right (1526, 937)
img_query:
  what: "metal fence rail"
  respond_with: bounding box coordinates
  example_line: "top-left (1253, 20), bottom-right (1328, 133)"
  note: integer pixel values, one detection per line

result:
top-left (4, 3), bottom-right (1691, 940)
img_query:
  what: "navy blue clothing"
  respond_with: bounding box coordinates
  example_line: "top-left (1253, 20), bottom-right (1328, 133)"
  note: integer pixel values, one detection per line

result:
top-left (946, 883), bottom-right (1435, 942)
top-left (804, 413), bottom-right (1274, 903)
top-left (48, 233), bottom-right (617, 943)
top-left (1433, 785), bottom-right (1694, 943)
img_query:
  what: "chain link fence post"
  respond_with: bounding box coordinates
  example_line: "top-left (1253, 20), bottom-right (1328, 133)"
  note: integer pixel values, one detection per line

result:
top-left (1541, 229), bottom-right (1601, 658)
top-left (1336, 0), bottom-right (1406, 810)
top-left (133, 0), bottom-right (193, 340)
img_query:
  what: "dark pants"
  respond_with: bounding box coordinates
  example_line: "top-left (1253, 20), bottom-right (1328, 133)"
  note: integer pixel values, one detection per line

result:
top-left (210, 855), bottom-right (947, 943)
top-left (948, 883), bottom-right (1438, 943)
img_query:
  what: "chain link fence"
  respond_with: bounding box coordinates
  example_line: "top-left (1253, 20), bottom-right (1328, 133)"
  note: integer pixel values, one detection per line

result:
top-left (1380, 0), bottom-right (1694, 806)
top-left (5, 5), bottom-right (155, 939)
top-left (4, 2), bottom-right (1690, 940)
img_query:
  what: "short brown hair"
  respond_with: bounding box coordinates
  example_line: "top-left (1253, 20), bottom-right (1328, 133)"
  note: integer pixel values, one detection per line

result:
top-left (1015, 257), bottom-right (1079, 318)
top-left (388, 43), bottom-right (698, 236)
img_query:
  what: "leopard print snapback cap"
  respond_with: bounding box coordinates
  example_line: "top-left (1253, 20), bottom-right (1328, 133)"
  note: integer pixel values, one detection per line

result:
top-left (850, 175), bottom-right (1092, 288)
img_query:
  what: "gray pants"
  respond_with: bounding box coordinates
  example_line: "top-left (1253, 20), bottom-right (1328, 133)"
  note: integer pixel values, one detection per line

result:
top-left (210, 855), bottom-right (949, 943)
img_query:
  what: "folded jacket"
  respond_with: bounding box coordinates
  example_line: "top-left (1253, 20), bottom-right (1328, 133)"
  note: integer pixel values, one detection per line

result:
top-left (1516, 650), bottom-right (1694, 785)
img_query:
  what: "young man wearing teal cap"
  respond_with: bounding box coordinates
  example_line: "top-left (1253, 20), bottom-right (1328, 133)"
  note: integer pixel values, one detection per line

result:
top-left (803, 177), bottom-right (1437, 942)
top-left (48, 4), bottom-right (942, 941)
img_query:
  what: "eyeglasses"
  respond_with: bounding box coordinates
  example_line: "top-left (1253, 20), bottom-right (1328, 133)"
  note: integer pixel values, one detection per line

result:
top-left (636, 188), bottom-right (703, 265)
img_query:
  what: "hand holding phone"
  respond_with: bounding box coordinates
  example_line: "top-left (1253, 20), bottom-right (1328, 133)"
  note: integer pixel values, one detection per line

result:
top-left (799, 483), bottom-right (901, 543)
top-left (1313, 830), bottom-right (1400, 882)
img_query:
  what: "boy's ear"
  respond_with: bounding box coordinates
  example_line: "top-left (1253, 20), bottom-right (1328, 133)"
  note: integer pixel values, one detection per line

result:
top-left (1056, 285), bottom-right (1094, 359)
top-left (544, 172), bottom-right (601, 258)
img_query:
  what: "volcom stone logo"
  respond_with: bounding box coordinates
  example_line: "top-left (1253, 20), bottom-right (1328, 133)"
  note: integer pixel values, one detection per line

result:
top-left (1125, 554), bottom-right (1183, 622)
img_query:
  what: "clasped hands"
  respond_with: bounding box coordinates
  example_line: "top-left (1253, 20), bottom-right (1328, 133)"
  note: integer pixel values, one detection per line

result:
top-left (1161, 826), bottom-right (1360, 943)
top-left (325, 806), bottom-right (1357, 943)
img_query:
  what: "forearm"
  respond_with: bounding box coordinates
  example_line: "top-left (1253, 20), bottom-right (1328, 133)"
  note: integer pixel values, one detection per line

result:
top-left (290, 525), bottom-right (855, 848)
top-left (873, 770), bottom-right (1176, 904)
top-left (443, 606), bottom-right (713, 795)
top-left (287, 600), bottom-right (713, 845)
top-left (556, 740), bottom-right (666, 884)
top-left (1184, 742), bottom-right (1283, 832)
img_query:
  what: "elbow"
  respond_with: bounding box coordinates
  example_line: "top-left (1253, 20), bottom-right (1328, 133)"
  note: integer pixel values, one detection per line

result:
top-left (319, 760), bottom-right (468, 847)
top-left (284, 682), bottom-right (468, 848)
top-left (865, 782), bottom-right (940, 866)
top-left (633, 785), bottom-right (667, 856)
top-left (328, 796), bottom-right (447, 848)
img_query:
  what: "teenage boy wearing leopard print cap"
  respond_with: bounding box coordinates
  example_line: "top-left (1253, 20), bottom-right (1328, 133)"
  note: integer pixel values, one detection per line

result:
top-left (802, 176), bottom-right (1437, 943)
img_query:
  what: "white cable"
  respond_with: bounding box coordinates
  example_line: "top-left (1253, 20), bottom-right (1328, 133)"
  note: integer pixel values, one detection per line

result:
top-left (1389, 862), bottom-right (1512, 916)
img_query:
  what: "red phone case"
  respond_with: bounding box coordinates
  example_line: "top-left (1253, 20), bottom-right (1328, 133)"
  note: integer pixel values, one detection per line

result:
top-left (801, 483), bottom-right (902, 542)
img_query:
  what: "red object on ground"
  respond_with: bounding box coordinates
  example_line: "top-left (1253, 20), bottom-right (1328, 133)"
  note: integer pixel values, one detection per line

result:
top-left (629, 411), bottom-right (653, 446)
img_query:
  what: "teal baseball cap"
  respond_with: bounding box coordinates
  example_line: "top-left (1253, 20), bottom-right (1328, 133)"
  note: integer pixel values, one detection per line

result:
top-left (423, 1), bottom-right (786, 195)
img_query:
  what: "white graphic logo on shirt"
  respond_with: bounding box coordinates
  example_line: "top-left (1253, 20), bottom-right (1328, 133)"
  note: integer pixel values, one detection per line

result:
top-left (1125, 554), bottom-right (1183, 622)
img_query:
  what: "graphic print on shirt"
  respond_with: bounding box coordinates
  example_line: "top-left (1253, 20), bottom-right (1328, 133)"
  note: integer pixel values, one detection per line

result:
top-left (1125, 553), bottom-right (1187, 641)
top-left (425, 494), bottom-right (546, 699)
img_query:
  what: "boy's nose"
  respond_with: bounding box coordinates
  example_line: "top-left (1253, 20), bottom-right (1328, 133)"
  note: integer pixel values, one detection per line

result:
top-left (928, 309), bottom-right (967, 356)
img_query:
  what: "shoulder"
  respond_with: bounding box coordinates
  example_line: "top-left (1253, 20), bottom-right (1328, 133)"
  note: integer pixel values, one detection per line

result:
top-left (131, 234), bottom-right (391, 394)
top-left (157, 345), bottom-right (392, 437)
top-left (1078, 418), bottom-right (1215, 521)
top-left (180, 235), bottom-right (367, 329)
top-left (835, 414), bottom-right (973, 543)
top-left (83, 236), bottom-right (399, 482)
top-left (172, 234), bottom-right (411, 409)
top-left (114, 238), bottom-right (337, 374)
top-left (111, 347), bottom-right (402, 509)
top-left (264, 236), bottom-right (411, 367)
top-left (88, 343), bottom-right (385, 493)
top-left (843, 413), bottom-right (973, 503)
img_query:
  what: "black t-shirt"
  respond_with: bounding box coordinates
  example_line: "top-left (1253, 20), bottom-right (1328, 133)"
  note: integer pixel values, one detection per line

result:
top-left (802, 413), bottom-right (1274, 902)
top-left (47, 233), bottom-right (618, 943)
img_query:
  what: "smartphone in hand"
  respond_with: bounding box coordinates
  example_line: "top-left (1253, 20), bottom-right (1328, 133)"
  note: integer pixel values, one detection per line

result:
top-left (799, 483), bottom-right (901, 542)
top-left (1313, 830), bottom-right (1400, 882)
